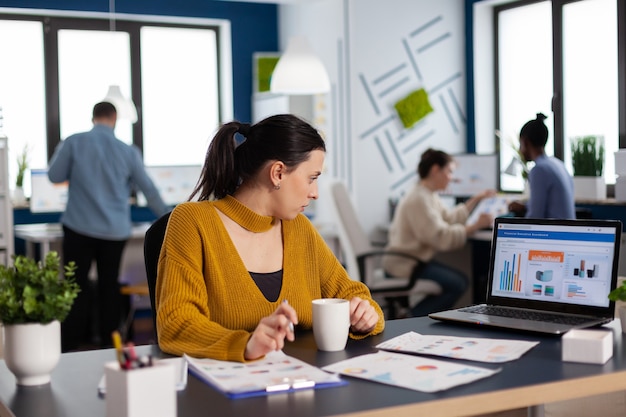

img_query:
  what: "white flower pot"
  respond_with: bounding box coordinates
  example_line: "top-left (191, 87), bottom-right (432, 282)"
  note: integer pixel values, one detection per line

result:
top-left (3, 320), bottom-right (61, 386)
top-left (12, 186), bottom-right (26, 206)
top-left (573, 176), bottom-right (606, 200)
top-left (619, 307), bottom-right (626, 334)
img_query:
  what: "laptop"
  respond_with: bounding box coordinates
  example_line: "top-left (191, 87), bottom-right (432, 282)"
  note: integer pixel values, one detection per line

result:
top-left (429, 217), bottom-right (622, 335)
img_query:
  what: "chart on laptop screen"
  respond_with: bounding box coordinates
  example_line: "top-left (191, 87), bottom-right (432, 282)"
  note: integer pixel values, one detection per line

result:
top-left (491, 223), bottom-right (616, 308)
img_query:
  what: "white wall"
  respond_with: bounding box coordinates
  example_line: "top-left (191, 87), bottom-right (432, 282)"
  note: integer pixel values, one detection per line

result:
top-left (278, 0), bottom-right (466, 235)
top-left (349, 0), bottom-right (466, 232)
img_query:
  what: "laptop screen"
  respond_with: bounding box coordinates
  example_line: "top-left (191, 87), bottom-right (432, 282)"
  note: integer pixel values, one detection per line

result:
top-left (488, 218), bottom-right (622, 314)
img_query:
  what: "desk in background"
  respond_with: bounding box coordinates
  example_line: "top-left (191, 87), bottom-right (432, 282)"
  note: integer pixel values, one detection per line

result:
top-left (1, 317), bottom-right (626, 417)
top-left (13, 222), bottom-right (156, 331)
top-left (13, 223), bottom-right (151, 261)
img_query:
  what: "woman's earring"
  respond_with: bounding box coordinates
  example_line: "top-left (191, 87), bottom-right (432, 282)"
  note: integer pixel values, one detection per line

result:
top-left (274, 183), bottom-right (281, 190)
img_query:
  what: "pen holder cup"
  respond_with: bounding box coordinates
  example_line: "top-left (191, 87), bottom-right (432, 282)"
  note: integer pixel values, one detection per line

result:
top-left (104, 361), bottom-right (176, 417)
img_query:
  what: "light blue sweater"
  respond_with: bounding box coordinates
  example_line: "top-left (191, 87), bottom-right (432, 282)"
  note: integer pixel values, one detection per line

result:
top-left (526, 154), bottom-right (576, 220)
top-left (48, 124), bottom-right (169, 240)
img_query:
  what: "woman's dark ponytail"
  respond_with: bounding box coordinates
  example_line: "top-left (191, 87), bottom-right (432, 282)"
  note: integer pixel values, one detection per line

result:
top-left (189, 121), bottom-right (241, 201)
top-left (189, 114), bottom-right (326, 202)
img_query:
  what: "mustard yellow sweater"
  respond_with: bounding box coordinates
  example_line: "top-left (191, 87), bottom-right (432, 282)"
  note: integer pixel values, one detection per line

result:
top-left (156, 196), bottom-right (385, 361)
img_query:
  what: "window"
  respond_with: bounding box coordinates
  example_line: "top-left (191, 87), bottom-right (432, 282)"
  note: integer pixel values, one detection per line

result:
top-left (140, 26), bottom-right (219, 166)
top-left (0, 11), bottom-right (232, 196)
top-left (58, 29), bottom-right (133, 145)
top-left (562, 0), bottom-right (618, 184)
top-left (496, 1), bottom-right (553, 192)
top-left (0, 19), bottom-right (46, 196)
top-left (492, 0), bottom-right (623, 192)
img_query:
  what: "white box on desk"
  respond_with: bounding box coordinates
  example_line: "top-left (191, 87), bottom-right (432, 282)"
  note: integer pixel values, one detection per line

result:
top-left (562, 329), bottom-right (613, 364)
top-left (104, 360), bottom-right (176, 417)
top-left (615, 150), bottom-right (626, 176)
top-left (615, 177), bottom-right (626, 201)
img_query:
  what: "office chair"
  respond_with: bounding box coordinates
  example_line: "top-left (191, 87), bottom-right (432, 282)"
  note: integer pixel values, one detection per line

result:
top-left (143, 211), bottom-right (172, 341)
top-left (327, 180), bottom-right (442, 319)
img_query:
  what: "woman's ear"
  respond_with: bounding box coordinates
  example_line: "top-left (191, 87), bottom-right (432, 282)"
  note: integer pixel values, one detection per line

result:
top-left (428, 164), bottom-right (440, 178)
top-left (269, 161), bottom-right (285, 185)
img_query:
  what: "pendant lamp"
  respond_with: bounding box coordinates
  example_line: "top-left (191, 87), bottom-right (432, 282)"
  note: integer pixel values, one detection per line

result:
top-left (102, 0), bottom-right (138, 123)
top-left (103, 85), bottom-right (138, 123)
top-left (503, 157), bottom-right (522, 176)
top-left (270, 36), bottom-right (331, 95)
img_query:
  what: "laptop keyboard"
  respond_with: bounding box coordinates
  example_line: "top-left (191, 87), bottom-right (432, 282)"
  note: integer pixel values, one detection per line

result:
top-left (459, 305), bottom-right (594, 326)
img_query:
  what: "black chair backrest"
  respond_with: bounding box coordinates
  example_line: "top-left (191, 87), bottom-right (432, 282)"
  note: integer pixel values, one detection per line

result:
top-left (143, 211), bottom-right (172, 340)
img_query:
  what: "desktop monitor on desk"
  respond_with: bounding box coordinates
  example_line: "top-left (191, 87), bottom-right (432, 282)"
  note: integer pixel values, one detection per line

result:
top-left (136, 165), bottom-right (202, 206)
top-left (29, 169), bottom-right (68, 213)
top-left (441, 153), bottom-right (499, 198)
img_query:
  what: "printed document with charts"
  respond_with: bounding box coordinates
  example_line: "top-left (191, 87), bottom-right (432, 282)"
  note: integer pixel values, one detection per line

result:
top-left (322, 351), bottom-right (500, 393)
top-left (376, 331), bottom-right (539, 363)
top-left (184, 351), bottom-right (345, 398)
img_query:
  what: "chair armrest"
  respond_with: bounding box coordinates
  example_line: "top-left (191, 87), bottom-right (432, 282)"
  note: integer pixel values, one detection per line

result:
top-left (356, 250), bottom-right (422, 291)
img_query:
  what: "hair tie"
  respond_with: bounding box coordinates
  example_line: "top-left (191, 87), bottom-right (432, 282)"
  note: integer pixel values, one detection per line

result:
top-left (238, 123), bottom-right (251, 137)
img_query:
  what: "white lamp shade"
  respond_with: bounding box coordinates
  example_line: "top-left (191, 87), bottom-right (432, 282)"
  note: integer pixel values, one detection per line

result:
top-left (270, 36), bottom-right (331, 95)
top-left (103, 85), bottom-right (138, 123)
top-left (503, 157), bottom-right (521, 176)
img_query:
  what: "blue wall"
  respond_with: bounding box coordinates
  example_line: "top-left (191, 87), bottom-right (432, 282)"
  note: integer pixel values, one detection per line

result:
top-left (464, 0), bottom-right (485, 153)
top-left (0, 0), bottom-right (278, 123)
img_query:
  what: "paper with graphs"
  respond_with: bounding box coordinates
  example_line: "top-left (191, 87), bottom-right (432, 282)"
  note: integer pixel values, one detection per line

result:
top-left (322, 351), bottom-right (500, 393)
top-left (376, 331), bottom-right (539, 363)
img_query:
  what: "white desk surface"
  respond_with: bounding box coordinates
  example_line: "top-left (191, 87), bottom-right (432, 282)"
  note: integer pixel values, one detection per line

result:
top-left (14, 223), bottom-right (152, 261)
top-left (14, 222), bottom-right (151, 242)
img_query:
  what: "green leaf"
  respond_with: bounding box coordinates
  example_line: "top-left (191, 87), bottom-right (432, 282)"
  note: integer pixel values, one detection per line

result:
top-left (571, 135), bottom-right (604, 177)
top-left (0, 252), bottom-right (80, 325)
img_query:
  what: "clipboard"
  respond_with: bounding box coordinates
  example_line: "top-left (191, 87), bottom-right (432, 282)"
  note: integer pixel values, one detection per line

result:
top-left (184, 351), bottom-right (346, 398)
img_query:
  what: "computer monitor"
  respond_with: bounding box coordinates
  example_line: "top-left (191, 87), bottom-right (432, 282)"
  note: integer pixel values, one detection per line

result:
top-left (29, 168), bottom-right (68, 213)
top-left (441, 153), bottom-right (499, 198)
top-left (136, 165), bottom-right (203, 206)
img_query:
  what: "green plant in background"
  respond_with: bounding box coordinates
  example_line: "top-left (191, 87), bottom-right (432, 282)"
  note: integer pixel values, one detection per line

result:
top-left (571, 135), bottom-right (604, 177)
top-left (15, 144), bottom-right (29, 188)
top-left (0, 251), bottom-right (79, 325)
top-left (609, 280), bottom-right (626, 302)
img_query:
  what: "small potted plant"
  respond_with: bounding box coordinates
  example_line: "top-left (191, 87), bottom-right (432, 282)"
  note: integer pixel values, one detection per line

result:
top-left (608, 280), bottom-right (626, 333)
top-left (13, 144), bottom-right (29, 206)
top-left (571, 135), bottom-right (605, 200)
top-left (0, 251), bottom-right (79, 385)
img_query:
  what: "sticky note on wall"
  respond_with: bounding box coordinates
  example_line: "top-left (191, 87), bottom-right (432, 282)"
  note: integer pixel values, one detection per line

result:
top-left (257, 56), bottom-right (281, 93)
top-left (394, 88), bottom-right (433, 129)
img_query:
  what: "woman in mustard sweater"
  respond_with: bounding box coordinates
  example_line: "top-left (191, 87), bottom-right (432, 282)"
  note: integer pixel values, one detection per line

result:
top-left (155, 114), bottom-right (384, 361)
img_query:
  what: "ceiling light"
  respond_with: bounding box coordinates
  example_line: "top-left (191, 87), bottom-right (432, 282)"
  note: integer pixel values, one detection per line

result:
top-left (102, 0), bottom-right (138, 123)
top-left (270, 36), bottom-right (330, 95)
top-left (103, 85), bottom-right (138, 123)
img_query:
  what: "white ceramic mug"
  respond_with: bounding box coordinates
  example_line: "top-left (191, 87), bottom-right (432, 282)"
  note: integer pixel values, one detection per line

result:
top-left (312, 298), bottom-right (350, 351)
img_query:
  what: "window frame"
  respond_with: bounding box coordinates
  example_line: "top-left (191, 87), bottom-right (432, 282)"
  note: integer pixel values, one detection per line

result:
top-left (492, 0), bottom-right (626, 192)
top-left (0, 9), bottom-right (232, 162)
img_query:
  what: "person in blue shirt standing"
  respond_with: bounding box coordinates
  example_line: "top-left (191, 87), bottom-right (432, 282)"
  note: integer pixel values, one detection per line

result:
top-left (48, 101), bottom-right (169, 351)
top-left (509, 113), bottom-right (576, 219)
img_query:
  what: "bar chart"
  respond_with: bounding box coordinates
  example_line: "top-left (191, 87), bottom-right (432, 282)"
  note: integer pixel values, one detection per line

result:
top-left (498, 253), bottom-right (522, 292)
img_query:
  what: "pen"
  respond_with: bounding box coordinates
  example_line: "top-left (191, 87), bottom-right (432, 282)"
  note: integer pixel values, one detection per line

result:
top-left (111, 330), bottom-right (125, 368)
top-left (282, 300), bottom-right (295, 333)
top-left (127, 341), bottom-right (138, 361)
